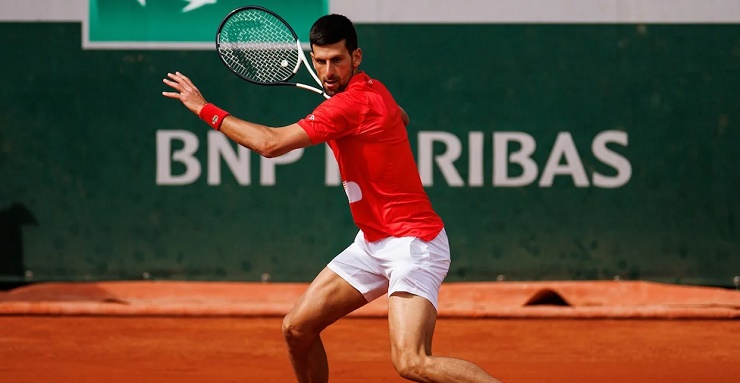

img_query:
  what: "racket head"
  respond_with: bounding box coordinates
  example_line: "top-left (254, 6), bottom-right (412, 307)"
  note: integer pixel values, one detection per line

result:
top-left (216, 6), bottom-right (303, 86)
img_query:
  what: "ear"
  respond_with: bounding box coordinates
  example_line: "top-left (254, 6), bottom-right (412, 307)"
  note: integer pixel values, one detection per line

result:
top-left (352, 48), bottom-right (362, 69)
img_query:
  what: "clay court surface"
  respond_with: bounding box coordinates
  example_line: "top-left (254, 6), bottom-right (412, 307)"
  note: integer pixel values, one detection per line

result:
top-left (0, 316), bottom-right (738, 383)
top-left (1, 281), bottom-right (738, 382)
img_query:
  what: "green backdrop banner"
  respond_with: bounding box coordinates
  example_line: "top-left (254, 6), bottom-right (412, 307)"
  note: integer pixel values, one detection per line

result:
top-left (0, 22), bottom-right (738, 285)
top-left (86, 0), bottom-right (328, 48)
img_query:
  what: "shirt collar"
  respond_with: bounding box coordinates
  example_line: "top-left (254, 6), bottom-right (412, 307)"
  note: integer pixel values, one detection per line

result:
top-left (347, 71), bottom-right (369, 88)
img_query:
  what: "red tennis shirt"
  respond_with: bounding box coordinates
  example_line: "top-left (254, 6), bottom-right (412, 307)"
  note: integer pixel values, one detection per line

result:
top-left (297, 72), bottom-right (444, 242)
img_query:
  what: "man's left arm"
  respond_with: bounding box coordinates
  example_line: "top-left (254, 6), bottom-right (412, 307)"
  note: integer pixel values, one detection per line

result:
top-left (162, 71), bottom-right (313, 158)
top-left (399, 107), bottom-right (409, 127)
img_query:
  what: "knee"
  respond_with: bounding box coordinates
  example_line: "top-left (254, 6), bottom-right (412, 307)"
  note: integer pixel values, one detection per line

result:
top-left (281, 313), bottom-right (317, 349)
top-left (392, 353), bottom-right (431, 382)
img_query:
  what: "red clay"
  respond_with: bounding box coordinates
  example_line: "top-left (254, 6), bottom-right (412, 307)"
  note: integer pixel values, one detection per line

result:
top-left (1, 316), bottom-right (738, 383)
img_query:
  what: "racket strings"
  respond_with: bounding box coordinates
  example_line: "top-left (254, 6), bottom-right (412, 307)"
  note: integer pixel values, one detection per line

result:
top-left (218, 10), bottom-right (300, 84)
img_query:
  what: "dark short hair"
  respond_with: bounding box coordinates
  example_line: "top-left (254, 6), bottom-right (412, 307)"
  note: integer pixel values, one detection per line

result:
top-left (309, 14), bottom-right (358, 53)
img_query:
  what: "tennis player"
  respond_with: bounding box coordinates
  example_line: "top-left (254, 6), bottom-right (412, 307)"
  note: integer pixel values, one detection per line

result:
top-left (163, 14), bottom-right (501, 383)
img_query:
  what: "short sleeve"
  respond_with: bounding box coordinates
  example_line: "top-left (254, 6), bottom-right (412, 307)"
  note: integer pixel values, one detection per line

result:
top-left (297, 93), bottom-right (366, 145)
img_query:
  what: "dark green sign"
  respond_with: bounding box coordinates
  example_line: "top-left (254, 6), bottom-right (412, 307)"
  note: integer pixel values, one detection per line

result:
top-left (1, 22), bottom-right (738, 286)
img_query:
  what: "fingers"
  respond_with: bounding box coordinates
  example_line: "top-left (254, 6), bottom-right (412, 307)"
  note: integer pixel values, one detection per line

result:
top-left (162, 71), bottom-right (196, 93)
top-left (161, 71), bottom-right (208, 114)
top-left (162, 73), bottom-right (182, 97)
top-left (162, 71), bottom-right (204, 104)
top-left (166, 71), bottom-right (195, 89)
top-left (162, 79), bottom-right (179, 93)
top-left (174, 71), bottom-right (193, 85)
top-left (161, 91), bottom-right (181, 99)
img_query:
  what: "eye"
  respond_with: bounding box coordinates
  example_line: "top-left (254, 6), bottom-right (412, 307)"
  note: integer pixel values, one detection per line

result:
top-left (332, 57), bottom-right (342, 64)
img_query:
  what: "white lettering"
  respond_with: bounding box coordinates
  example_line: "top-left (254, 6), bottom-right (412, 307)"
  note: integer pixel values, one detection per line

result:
top-left (260, 149), bottom-right (304, 186)
top-left (207, 131), bottom-right (250, 185)
top-left (592, 130), bottom-right (632, 188)
top-left (325, 144), bottom-right (341, 186)
top-left (154, 129), bottom-right (631, 188)
top-left (468, 131), bottom-right (484, 187)
top-left (156, 130), bottom-right (201, 185)
top-left (539, 132), bottom-right (590, 187)
top-left (418, 131), bottom-right (464, 187)
top-left (493, 132), bottom-right (538, 187)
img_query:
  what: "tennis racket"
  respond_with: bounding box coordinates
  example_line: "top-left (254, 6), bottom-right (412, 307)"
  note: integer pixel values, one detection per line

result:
top-left (216, 6), bottom-right (329, 99)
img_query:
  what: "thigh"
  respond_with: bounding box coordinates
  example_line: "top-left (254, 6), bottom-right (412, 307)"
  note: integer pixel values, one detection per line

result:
top-left (381, 229), bottom-right (451, 311)
top-left (388, 292), bottom-right (438, 357)
top-left (286, 267), bottom-right (369, 332)
top-left (327, 232), bottom-right (390, 303)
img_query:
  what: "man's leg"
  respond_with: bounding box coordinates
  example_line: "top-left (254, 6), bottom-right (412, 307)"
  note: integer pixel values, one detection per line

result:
top-left (282, 267), bottom-right (368, 383)
top-left (388, 292), bottom-right (502, 383)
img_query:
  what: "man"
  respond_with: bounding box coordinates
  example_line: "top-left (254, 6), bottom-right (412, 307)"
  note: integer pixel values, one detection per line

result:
top-left (163, 13), bottom-right (501, 383)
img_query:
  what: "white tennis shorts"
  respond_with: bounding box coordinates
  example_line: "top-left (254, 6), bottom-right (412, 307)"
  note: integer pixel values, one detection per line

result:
top-left (327, 229), bottom-right (451, 311)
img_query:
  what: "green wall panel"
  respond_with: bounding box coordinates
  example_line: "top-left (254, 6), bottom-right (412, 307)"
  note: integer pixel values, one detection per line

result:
top-left (1, 23), bottom-right (738, 285)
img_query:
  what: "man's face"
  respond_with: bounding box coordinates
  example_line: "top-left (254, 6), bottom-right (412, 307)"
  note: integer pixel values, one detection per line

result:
top-left (310, 40), bottom-right (362, 96)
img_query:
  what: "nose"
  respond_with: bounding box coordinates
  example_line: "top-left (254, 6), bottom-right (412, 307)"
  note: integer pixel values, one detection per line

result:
top-left (324, 62), bottom-right (336, 77)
